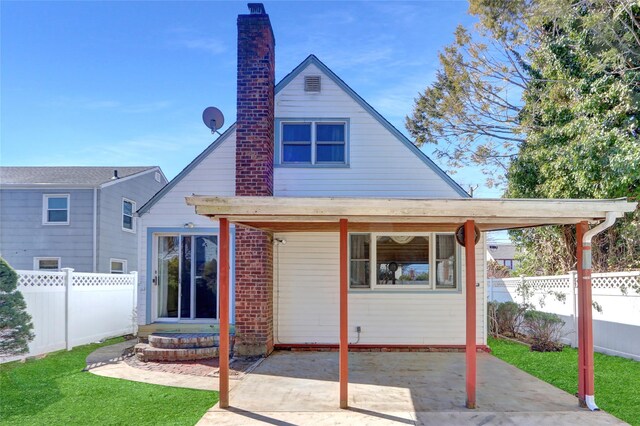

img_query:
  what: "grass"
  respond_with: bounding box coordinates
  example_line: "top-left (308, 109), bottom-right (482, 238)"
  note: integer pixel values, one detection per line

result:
top-left (0, 337), bottom-right (217, 425)
top-left (489, 336), bottom-right (640, 425)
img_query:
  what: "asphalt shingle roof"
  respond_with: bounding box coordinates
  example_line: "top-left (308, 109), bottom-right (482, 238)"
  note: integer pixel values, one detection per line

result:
top-left (0, 166), bottom-right (156, 186)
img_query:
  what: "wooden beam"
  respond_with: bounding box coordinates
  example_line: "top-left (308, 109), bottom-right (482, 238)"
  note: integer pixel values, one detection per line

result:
top-left (187, 195), bottom-right (635, 220)
top-left (225, 219), bottom-right (593, 234)
top-left (465, 220), bottom-right (477, 409)
top-left (219, 218), bottom-right (230, 408)
top-left (339, 218), bottom-right (348, 409)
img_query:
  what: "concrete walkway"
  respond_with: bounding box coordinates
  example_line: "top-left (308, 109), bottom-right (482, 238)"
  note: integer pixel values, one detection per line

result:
top-left (85, 340), bottom-right (223, 391)
top-left (198, 351), bottom-right (626, 425)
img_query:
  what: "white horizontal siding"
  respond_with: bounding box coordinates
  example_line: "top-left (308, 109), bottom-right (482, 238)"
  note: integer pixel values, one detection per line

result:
top-left (136, 133), bottom-right (235, 321)
top-left (274, 63), bottom-right (462, 198)
top-left (274, 232), bottom-right (486, 345)
top-left (143, 132), bottom-right (236, 225)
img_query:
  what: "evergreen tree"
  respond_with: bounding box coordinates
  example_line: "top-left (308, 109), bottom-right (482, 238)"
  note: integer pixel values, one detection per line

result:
top-left (0, 258), bottom-right (34, 356)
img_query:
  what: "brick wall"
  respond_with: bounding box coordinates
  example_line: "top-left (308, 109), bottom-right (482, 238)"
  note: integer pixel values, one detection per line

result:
top-left (236, 11), bottom-right (274, 197)
top-left (234, 6), bottom-right (275, 356)
top-left (234, 228), bottom-right (273, 356)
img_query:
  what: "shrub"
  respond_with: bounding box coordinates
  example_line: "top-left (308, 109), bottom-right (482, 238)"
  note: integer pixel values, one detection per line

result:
top-left (0, 258), bottom-right (34, 356)
top-left (524, 310), bottom-right (565, 352)
top-left (495, 301), bottom-right (528, 336)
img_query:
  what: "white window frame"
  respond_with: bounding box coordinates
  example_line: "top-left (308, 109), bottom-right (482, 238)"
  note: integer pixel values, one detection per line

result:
top-left (280, 120), bottom-right (347, 165)
top-left (42, 194), bottom-right (70, 225)
top-left (350, 232), bottom-right (460, 291)
top-left (122, 198), bottom-right (136, 233)
top-left (110, 258), bottom-right (127, 274)
top-left (34, 257), bottom-right (61, 271)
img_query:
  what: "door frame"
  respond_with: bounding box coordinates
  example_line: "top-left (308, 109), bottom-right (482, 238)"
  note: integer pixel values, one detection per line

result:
top-left (146, 226), bottom-right (235, 324)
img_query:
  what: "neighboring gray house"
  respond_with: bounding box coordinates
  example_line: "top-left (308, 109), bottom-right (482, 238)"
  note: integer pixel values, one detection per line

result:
top-left (487, 243), bottom-right (520, 271)
top-left (0, 166), bottom-right (167, 273)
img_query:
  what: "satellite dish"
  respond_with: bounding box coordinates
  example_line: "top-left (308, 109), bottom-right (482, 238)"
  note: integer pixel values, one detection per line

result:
top-left (202, 107), bottom-right (225, 135)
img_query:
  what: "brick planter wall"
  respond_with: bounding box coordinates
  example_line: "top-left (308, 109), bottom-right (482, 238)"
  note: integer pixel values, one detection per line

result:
top-left (234, 6), bottom-right (275, 356)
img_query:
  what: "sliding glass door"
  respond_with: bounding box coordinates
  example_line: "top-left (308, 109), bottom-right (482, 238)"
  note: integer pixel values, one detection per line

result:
top-left (156, 234), bottom-right (218, 321)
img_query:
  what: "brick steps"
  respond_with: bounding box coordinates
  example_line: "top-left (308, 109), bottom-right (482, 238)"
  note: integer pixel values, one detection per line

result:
top-left (134, 333), bottom-right (234, 362)
top-left (149, 333), bottom-right (218, 349)
top-left (134, 343), bottom-right (218, 362)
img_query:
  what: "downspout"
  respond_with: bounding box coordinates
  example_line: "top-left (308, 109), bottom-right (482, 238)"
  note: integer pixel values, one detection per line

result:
top-left (581, 211), bottom-right (617, 411)
top-left (93, 187), bottom-right (98, 272)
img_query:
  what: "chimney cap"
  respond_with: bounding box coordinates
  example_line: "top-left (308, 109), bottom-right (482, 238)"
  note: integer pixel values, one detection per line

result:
top-left (248, 3), bottom-right (266, 15)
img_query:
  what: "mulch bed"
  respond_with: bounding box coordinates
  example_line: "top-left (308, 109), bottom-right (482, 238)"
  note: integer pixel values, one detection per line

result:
top-left (123, 351), bottom-right (262, 378)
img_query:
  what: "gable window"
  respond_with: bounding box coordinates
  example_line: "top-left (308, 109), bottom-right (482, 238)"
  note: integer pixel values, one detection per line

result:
top-left (43, 194), bottom-right (69, 225)
top-left (279, 119), bottom-right (348, 166)
top-left (349, 233), bottom-right (459, 290)
top-left (110, 259), bottom-right (127, 274)
top-left (282, 123), bottom-right (312, 163)
top-left (34, 257), bottom-right (60, 271)
top-left (122, 198), bottom-right (136, 232)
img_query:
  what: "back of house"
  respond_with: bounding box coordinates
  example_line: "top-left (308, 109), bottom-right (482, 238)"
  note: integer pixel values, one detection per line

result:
top-left (0, 166), bottom-right (167, 273)
top-left (137, 4), bottom-right (486, 356)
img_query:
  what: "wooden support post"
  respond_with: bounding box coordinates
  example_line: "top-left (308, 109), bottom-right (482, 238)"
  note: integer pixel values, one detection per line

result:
top-left (219, 218), bottom-right (230, 408)
top-left (339, 218), bottom-right (349, 409)
top-left (576, 221), bottom-right (587, 405)
top-left (464, 220), bottom-right (477, 409)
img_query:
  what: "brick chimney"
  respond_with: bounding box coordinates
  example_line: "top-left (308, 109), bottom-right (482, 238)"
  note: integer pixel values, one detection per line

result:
top-left (234, 3), bottom-right (275, 356)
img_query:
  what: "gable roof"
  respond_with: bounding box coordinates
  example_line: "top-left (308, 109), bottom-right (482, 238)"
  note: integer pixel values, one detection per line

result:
top-left (138, 124), bottom-right (236, 214)
top-left (278, 55), bottom-right (469, 198)
top-left (139, 55), bottom-right (469, 215)
top-left (0, 166), bottom-right (158, 186)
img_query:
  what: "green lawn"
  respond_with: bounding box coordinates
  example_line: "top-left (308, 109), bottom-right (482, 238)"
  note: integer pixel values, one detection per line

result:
top-left (488, 337), bottom-right (640, 425)
top-left (0, 338), bottom-right (217, 425)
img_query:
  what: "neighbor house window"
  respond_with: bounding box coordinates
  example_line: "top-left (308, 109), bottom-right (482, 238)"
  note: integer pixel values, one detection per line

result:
top-left (43, 194), bottom-right (69, 225)
top-left (280, 120), bottom-right (347, 165)
top-left (122, 198), bottom-right (136, 232)
top-left (110, 259), bottom-right (127, 274)
top-left (34, 257), bottom-right (60, 271)
top-left (349, 233), bottom-right (459, 290)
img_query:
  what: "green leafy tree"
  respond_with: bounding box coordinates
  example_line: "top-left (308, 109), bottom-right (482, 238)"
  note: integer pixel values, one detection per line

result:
top-left (407, 0), bottom-right (640, 272)
top-left (0, 258), bottom-right (34, 356)
top-left (506, 0), bottom-right (640, 273)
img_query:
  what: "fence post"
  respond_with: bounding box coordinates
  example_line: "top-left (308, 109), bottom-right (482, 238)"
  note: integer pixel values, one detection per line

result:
top-left (569, 271), bottom-right (578, 347)
top-left (61, 268), bottom-right (74, 351)
top-left (131, 271), bottom-right (139, 336)
top-left (520, 275), bottom-right (526, 304)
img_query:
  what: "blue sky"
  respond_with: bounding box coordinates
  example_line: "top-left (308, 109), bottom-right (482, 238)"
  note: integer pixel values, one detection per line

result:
top-left (2, 1), bottom-right (502, 199)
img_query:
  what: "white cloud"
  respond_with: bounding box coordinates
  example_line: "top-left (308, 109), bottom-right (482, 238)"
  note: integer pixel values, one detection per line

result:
top-left (166, 27), bottom-right (227, 55)
top-left (177, 37), bottom-right (227, 55)
top-left (42, 97), bottom-right (171, 114)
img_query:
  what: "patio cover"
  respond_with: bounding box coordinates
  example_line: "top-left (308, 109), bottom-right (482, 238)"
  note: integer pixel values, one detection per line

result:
top-left (185, 195), bottom-right (636, 410)
top-left (186, 196), bottom-right (634, 232)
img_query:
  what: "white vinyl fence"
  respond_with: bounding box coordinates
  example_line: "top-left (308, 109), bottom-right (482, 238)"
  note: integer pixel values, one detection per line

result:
top-left (488, 271), bottom-right (640, 361)
top-left (2, 268), bottom-right (137, 363)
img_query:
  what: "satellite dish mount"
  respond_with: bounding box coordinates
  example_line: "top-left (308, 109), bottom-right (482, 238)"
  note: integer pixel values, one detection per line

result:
top-left (202, 107), bottom-right (225, 136)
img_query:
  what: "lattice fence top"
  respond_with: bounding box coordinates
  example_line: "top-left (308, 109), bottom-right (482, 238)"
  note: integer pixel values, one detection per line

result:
top-left (592, 272), bottom-right (640, 291)
top-left (527, 277), bottom-right (570, 290)
top-left (17, 270), bottom-right (135, 287)
top-left (17, 271), bottom-right (65, 287)
top-left (491, 271), bottom-right (639, 292)
top-left (73, 272), bottom-right (135, 286)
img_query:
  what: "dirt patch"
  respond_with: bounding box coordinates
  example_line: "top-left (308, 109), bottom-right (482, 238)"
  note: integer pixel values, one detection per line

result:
top-left (123, 352), bottom-right (262, 378)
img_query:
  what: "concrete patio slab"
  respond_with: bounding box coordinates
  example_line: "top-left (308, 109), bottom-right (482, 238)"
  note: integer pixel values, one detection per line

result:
top-left (197, 351), bottom-right (626, 425)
